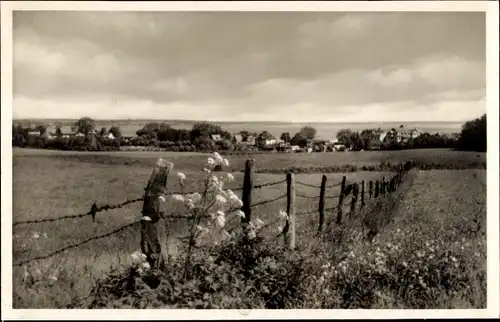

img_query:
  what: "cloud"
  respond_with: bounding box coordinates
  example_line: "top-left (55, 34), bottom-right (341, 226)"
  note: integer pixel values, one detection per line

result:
top-left (12, 11), bottom-right (486, 122)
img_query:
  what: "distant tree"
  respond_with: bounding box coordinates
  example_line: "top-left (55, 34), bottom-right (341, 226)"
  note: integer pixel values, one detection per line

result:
top-left (191, 122), bottom-right (225, 139)
top-left (55, 126), bottom-right (63, 137)
top-left (457, 114), bottom-right (486, 152)
top-left (336, 129), bottom-right (354, 146)
top-left (74, 117), bottom-right (95, 135)
top-left (256, 131), bottom-right (275, 146)
top-left (299, 126), bottom-right (317, 140)
top-left (290, 132), bottom-right (307, 147)
top-left (109, 126), bottom-right (122, 138)
top-left (280, 132), bottom-right (291, 143)
top-left (99, 127), bottom-right (107, 136)
top-left (36, 124), bottom-right (47, 135)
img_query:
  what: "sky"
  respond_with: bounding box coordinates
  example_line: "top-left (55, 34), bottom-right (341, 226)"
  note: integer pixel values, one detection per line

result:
top-left (13, 11), bottom-right (486, 123)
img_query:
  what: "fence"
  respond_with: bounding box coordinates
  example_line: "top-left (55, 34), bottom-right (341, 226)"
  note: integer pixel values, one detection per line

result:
top-left (12, 159), bottom-right (417, 268)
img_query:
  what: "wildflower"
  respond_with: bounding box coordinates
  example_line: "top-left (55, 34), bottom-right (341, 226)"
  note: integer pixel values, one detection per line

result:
top-left (141, 216), bottom-right (152, 221)
top-left (402, 261), bottom-right (408, 267)
top-left (229, 194), bottom-right (243, 208)
top-left (185, 199), bottom-right (195, 209)
top-left (172, 194), bottom-right (185, 203)
top-left (215, 195), bottom-right (227, 205)
top-left (141, 262), bottom-right (151, 270)
top-left (248, 230), bottom-right (256, 240)
top-left (323, 289), bottom-right (330, 295)
top-left (158, 195), bottom-right (166, 203)
top-left (196, 225), bottom-right (204, 232)
top-left (255, 218), bottom-right (264, 228)
top-left (223, 158), bottom-right (230, 167)
top-left (189, 192), bottom-right (202, 204)
top-left (207, 157), bottom-right (215, 167)
top-left (131, 251), bottom-right (145, 263)
top-left (234, 210), bottom-right (246, 219)
top-left (177, 172), bottom-right (186, 182)
top-left (226, 173), bottom-right (234, 182)
top-left (213, 152), bottom-right (223, 163)
top-left (279, 209), bottom-right (288, 220)
top-left (450, 256), bottom-right (457, 262)
top-left (277, 226), bottom-right (283, 233)
top-left (216, 214), bottom-right (226, 227)
top-left (32, 232), bottom-right (40, 239)
top-left (48, 275), bottom-right (58, 283)
top-left (428, 254), bottom-right (434, 260)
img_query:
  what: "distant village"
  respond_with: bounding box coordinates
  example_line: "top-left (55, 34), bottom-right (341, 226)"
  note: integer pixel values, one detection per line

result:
top-left (14, 120), bottom-right (460, 153)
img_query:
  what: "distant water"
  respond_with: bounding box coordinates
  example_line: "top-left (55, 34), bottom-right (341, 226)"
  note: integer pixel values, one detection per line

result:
top-left (15, 119), bottom-right (464, 140)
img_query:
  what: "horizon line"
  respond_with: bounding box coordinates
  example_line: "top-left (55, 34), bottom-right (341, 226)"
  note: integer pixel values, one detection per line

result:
top-left (11, 117), bottom-right (473, 124)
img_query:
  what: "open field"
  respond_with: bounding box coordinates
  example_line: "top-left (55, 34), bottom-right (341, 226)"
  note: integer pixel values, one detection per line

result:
top-left (13, 147), bottom-right (486, 173)
top-left (11, 148), bottom-right (486, 308)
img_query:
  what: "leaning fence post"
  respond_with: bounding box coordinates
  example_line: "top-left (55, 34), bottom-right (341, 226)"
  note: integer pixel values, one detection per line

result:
top-left (361, 180), bottom-right (365, 207)
top-left (350, 183), bottom-right (359, 215)
top-left (375, 180), bottom-right (380, 198)
top-left (336, 176), bottom-right (347, 224)
top-left (241, 159), bottom-right (255, 224)
top-left (141, 158), bottom-right (173, 269)
top-left (283, 172), bottom-right (296, 250)
top-left (318, 174), bottom-right (327, 234)
top-left (369, 180), bottom-right (373, 199)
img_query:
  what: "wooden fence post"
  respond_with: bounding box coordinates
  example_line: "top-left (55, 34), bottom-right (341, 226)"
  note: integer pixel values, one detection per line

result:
top-left (336, 176), bottom-right (347, 224)
top-left (350, 183), bottom-right (359, 215)
top-left (141, 158), bottom-right (173, 269)
top-left (382, 177), bottom-right (386, 195)
top-left (375, 180), bottom-right (380, 198)
top-left (90, 202), bottom-right (97, 223)
top-left (284, 172), bottom-right (296, 250)
top-left (361, 180), bottom-right (365, 207)
top-left (241, 159), bottom-right (255, 224)
top-left (369, 180), bottom-right (373, 199)
top-left (318, 174), bottom-right (327, 234)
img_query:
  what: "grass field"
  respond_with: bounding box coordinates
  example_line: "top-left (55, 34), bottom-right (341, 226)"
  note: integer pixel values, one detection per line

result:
top-left (11, 148), bottom-right (486, 308)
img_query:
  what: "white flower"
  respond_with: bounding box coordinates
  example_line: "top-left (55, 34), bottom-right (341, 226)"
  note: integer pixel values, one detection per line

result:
top-left (216, 215), bottom-right (226, 227)
top-left (279, 209), bottom-right (288, 220)
top-left (211, 175), bottom-right (219, 184)
top-left (49, 275), bottom-right (58, 283)
top-left (32, 232), bottom-right (40, 239)
top-left (130, 251), bottom-right (142, 263)
top-left (196, 225), bottom-right (204, 232)
top-left (207, 157), bottom-right (215, 167)
top-left (255, 218), bottom-right (264, 228)
top-left (172, 194), bottom-right (185, 203)
top-left (177, 172), bottom-right (186, 182)
top-left (188, 192), bottom-right (202, 204)
top-left (234, 209), bottom-right (246, 219)
top-left (215, 195), bottom-right (227, 205)
top-left (248, 230), bottom-right (256, 240)
top-left (213, 152), bottom-right (224, 164)
top-left (141, 262), bottom-right (151, 270)
top-left (229, 194), bottom-right (243, 208)
top-left (158, 195), bottom-right (166, 203)
top-left (277, 226), bottom-right (283, 233)
top-left (141, 216), bottom-right (152, 221)
top-left (223, 158), bottom-right (230, 167)
top-left (226, 173), bottom-right (234, 182)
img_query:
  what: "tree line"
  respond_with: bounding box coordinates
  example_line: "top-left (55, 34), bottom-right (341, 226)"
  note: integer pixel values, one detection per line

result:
top-left (12, 114), bottom-right (486, 153)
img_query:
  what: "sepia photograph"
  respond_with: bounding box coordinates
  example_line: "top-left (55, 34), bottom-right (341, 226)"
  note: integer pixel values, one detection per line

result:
top-left (1, 1), bottom-right (499, 319)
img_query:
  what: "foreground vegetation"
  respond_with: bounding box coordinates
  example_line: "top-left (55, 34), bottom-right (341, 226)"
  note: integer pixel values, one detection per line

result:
top-left (12, 149), bottom-right (486, 309)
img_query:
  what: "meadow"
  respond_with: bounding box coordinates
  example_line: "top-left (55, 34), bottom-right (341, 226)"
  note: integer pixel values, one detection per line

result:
top-left (11, 148), bottom-right (486, 308)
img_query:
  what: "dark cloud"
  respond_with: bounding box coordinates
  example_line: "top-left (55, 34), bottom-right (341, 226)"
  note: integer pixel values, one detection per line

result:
top-left (13, 11), bottom-right (486, 121)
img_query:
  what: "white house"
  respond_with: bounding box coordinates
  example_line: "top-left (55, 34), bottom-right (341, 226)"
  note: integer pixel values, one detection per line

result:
top-left (107, 132), bottom-right (115, 140)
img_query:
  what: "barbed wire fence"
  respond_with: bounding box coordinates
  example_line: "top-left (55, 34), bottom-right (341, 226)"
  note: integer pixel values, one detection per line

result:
top-left (12, 158), bottom-right (417, 267)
